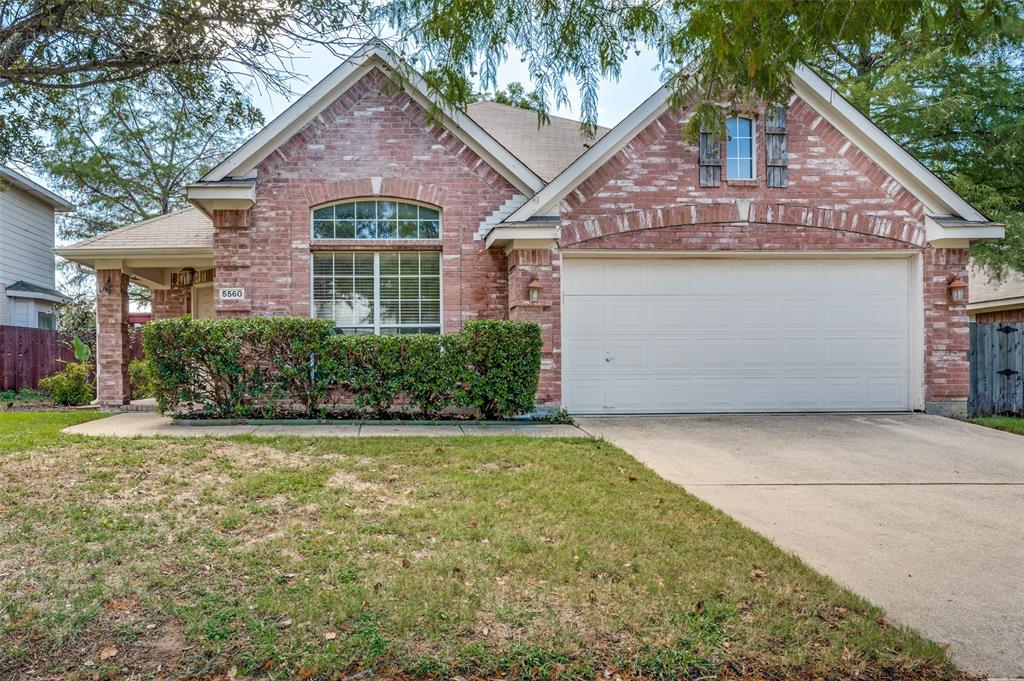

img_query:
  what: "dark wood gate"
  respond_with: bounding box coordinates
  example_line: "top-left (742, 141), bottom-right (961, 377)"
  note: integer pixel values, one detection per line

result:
top-left (969, 322), bottom-right (1024, 416)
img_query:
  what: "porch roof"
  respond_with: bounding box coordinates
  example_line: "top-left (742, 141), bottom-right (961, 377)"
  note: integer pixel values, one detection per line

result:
top-left (55, 208), bottom-right (213, 263)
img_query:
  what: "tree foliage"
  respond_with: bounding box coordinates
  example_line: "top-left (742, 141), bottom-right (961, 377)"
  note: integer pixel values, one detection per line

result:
top-left (44, 75), bottom-right (262, 301)
top-left (0, 0), bottom-right (371, 162)
top-left (811, 9), bottom-right (1024, 278)
top-left (382, 0), bottom-right (1018, 138)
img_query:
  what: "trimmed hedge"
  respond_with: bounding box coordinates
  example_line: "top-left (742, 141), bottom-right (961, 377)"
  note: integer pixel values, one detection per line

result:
top-left (142, 317), bottom-right (542, 420)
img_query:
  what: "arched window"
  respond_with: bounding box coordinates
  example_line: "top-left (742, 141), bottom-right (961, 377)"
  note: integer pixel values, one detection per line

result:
top-left (312, 199), bottom-right (440, 240)
top-left (726, 117), bottom-right (755, 180)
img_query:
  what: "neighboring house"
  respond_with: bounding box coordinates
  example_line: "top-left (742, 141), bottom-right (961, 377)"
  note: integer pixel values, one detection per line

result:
top-left (967, 265), bottom-right (1024, 323)
top-left (0, 166), bottom-right (73, 329)
top-left (57, 41), bottom-right (1003, 415)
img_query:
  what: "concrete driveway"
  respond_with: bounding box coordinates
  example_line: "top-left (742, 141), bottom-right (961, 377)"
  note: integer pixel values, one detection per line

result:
top-left (577, 413), bottom-right (1024, 678)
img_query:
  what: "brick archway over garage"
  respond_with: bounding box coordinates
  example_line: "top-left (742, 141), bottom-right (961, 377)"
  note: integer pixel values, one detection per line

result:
top-left (559, 202), bottom-right (926, 249)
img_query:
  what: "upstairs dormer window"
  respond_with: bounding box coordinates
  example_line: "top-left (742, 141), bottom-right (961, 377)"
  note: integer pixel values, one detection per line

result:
top-left (726, 117), bottom-right (755, 181)
top-left (312, 199), bottom-right (440, 240)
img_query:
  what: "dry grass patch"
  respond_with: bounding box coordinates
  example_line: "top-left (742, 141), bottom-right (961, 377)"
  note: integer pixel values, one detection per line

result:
top-left (0, 413), bottom-right (966, 680)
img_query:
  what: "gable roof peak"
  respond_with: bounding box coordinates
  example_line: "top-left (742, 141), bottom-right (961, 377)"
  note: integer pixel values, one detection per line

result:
top-left (199, 41), bottom-right (544, 195)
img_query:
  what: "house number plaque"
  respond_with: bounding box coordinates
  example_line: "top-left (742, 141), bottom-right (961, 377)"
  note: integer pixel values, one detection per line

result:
top-left (219, 287), bottom-right (245, 300)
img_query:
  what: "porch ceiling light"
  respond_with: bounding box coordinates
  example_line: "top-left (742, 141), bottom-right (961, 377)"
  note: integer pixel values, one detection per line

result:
top-left (178, 267), bottom-right (196, 287)
top-left (527, 276), bottom-right (543, 303)
top-left (947, 275), bottom-right (967, 304)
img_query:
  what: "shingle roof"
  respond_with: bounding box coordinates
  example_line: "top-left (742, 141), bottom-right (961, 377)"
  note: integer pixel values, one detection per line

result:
top-left (57, 208), bottom-right (212, 253)
top-left (4, 280), bottom-right (69, 301)
top-left (467, 102), bottom-right (610, 182)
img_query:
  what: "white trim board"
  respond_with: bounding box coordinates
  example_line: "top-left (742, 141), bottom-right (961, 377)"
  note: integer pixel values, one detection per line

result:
top-left (201, 41), bottom-right (544, 197)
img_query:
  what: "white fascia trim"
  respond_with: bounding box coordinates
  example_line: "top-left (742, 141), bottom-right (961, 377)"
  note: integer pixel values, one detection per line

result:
top-left (201, 42), bottom-right (544, 196)
top-left (924, 215), bottom-right (1004, 248)
top-left (484, 225), bottom-right (558, 249)
top-left (506, 84), bottom-right (676, 222)
top-left (0, 166), bottom-right (75, 211)
top-left (791, 65), bottom-right (986, 222)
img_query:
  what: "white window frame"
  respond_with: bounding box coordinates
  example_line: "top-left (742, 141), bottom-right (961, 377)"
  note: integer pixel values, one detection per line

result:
top-left (309, 251), bottom-right (444, 335)
top-left (309, 198), bottom-right (442, 241)
top-left (725, 116), bottom-right (757, 181)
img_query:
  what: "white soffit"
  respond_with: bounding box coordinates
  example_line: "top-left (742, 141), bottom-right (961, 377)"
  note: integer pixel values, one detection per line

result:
top-left (201, 42), bottom-right (544, 196)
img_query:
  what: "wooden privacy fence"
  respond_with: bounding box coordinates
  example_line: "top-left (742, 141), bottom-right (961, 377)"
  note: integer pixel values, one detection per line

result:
top-left (0, 325), bottom-right (144, 392)
top-left (969, 322), bottom-right (1024, 417)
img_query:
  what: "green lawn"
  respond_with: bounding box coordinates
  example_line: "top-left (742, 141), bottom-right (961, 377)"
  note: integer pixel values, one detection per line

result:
top-left (971, 415), bottom-right (1024, 435)
top-left (0, 412), bottom-right (962, 680)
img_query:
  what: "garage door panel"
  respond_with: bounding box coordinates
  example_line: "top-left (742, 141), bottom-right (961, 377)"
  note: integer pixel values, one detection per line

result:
top-left (825, 300), bottom-right (863, 329)
top-left (738, 301), bottom-right (776, 329)
top-left (868, 302), bottom-right (907, 329)
top-left (689, 260), bottom-right (734, 291)
top-left (649, 260), bottom-right (692, 289)
top-left (605, 340), bottom-right (648, 369)
top-left (781, 300), bottom-right (824, 329)
top-left (780, 338), bottom-right (822, 367)
top-left (738, 338), bottom-right (778, 367)
top-left (649, 339), bottom-right (691, 369)
top-left (824, 338), bottom-right (862, 367)
top-left (563, 257), bottom-right (911, 414)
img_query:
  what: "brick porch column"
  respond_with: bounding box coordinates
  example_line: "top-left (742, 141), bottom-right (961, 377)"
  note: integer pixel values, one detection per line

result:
top-left (507, 246), bottom-right (561, 407)
top-left (96, 269), bottom-right (130, 408)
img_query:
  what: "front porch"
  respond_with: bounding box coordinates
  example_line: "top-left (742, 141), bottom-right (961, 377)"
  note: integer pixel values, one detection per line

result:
top-left (55, 209), bottom-right (216, 408)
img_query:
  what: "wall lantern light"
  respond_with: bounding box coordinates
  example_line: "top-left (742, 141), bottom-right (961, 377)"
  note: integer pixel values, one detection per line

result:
top-left (101, 272), bottom-right (112, 295)
top-left (178, 267), bottom-right (196, 287)
top-left (527, 277), bottom-right (543, 303)
top-left (947, 275), bottom-right (967, 304)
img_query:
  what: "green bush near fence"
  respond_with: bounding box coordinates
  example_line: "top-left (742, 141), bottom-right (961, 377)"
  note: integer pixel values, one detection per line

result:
top-left (142, 317), bottom-right (542, 420)
top-left (38, 362), bottom-right (93, 406)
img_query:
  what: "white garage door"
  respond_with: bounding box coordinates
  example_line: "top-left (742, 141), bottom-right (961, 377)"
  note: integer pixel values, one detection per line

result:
top-left (563, 257), bottom-right (911, 413)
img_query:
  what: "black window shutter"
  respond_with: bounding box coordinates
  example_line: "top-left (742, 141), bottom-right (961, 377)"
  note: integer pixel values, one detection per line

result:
top-left (699, 130), bottom-right (721, 188)
top-left (765, 106), bottom-right (788, 188)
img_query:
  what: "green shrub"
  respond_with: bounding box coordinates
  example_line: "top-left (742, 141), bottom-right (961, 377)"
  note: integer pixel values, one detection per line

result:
top-left (142, 317), bottom-right (262, 418)
top-left (464, 320), bottom-right (543, 420)
top-left (39, 362), bottom-right (94, 406)
top-left (142, 317), bottom-right (542, 420)
top-left (129, 359), bottom-right (155, 399)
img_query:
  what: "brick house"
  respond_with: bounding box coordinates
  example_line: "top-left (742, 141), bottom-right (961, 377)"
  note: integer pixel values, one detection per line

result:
top-left (57, 41), bottom-right (1003, 416)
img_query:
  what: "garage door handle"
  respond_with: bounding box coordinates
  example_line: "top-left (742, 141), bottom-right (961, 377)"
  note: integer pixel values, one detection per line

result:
top-left (605, 352), bottom-right (613, 362)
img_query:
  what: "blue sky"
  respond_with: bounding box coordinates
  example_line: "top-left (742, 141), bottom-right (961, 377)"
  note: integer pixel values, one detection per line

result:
top-left (250, 44), bottom-right (664, 128)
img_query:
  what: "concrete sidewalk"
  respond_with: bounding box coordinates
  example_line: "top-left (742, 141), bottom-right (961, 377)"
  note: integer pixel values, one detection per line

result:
top-left (62, 411), bottom-right (589, 438)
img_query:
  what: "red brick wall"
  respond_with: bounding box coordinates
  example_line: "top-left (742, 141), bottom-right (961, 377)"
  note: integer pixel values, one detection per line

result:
top-left (152, 288), bottom-right (189, 319)
top-left (924, 248), bottom-right (970, 411)
top-left (562, 98), bottom-right (924, 224)
top-left (507, 247), bottom-right (561, 404)
top-left (224, 69), bottom-right (518, 331)
top-left (96, 269), bottom-right (130, 408)
top-left (975, 308), bottom-right (1024, 323)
